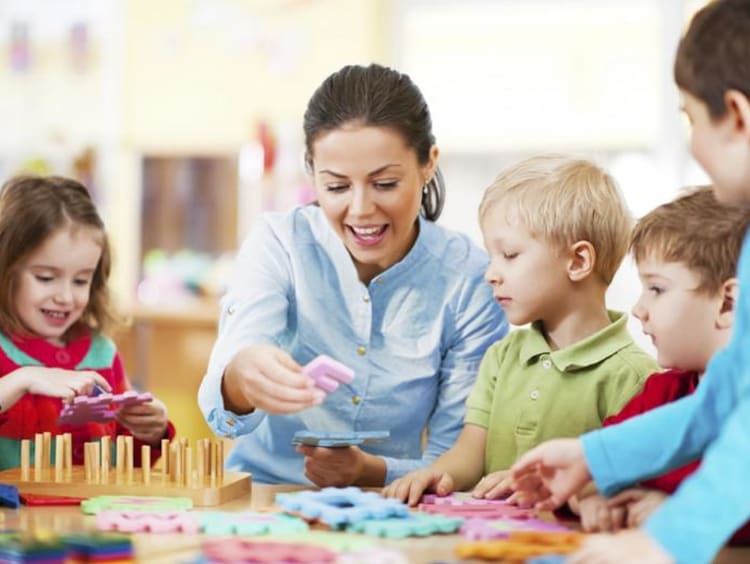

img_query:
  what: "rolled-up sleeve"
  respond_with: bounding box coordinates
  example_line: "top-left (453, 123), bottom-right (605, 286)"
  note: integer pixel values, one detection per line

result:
top-left (198, 216), bottom-right (293, 438)
top-left (382, 272), bottom-right (507, 483)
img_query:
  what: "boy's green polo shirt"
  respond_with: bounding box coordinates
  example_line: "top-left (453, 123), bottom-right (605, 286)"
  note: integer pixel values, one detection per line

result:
top-left (465, 310), bottom-right (657, 473)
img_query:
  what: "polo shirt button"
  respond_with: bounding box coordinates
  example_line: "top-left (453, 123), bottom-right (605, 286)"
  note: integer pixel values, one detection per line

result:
top-left (55, 350), bottom-right (71, 364)
top-left (375, 277), bottom-right (383, 284)
top-left (542, 359), bottom-right (552, 369)
top-left (530, 389), bottom-right (540, 400)
top-left (352, 395), bottom-right (361, 405)
top-left (357, 346), bottom-right (366, 356)
top-left (363, 295), bottom-right (370, 303)
top-left (226, 418), bottom-right (235, 427)
top-left (227, 305), bottom-right (236, 315)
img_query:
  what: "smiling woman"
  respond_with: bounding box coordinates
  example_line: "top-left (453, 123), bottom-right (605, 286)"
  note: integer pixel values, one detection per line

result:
top-left (198, 63), bottom-right (508, 487)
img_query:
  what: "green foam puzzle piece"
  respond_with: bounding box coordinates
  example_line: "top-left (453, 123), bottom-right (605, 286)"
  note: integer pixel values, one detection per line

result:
top-left (81, 495), bottom-right (193, 515)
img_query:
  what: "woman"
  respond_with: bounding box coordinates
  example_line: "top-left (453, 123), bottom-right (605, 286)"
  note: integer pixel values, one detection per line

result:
top-left (198, 63), bottom-right (507, 486)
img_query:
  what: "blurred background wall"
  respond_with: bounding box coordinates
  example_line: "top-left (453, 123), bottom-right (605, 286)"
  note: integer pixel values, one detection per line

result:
top-left (0, 0), bottom-right (709, 440)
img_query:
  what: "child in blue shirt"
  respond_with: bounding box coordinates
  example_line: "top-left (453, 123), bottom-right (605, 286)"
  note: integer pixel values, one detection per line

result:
top-left (511, 1), bottom-right (750, 563)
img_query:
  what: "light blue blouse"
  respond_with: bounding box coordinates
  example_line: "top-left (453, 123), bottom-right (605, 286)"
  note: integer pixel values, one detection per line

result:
top-left (198, 205), bottom-right (507, 484)
top-left (582, 228), bottom-right (750, 563)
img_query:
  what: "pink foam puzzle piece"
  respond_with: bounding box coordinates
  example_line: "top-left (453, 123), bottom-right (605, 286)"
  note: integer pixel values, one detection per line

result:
top-left (201, 539), bottom-right (337, 563)
top-left (460, 516), bottom-right (570, 541)
top-left (95, 510), bottom-right (200, 534)
top-left (418, 499), bottom-right (533, 520)
top-left (58, 391), bottom-right (153, 425)
top-left (302, 355), bottom-right (354, 394)
top-left (421, 492), bottom-right (514, 506)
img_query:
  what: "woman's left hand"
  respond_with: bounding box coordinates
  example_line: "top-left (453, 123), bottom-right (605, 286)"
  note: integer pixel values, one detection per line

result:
top-left (116, 397), bottom-right (169, 446)
top-left (296, 444), bottom-right (365, 487)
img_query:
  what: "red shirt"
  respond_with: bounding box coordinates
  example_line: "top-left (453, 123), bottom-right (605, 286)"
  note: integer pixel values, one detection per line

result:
top-left (0, 330), bottom-right (175, 468)
top-left (604, 369), bottom-right (750, 544)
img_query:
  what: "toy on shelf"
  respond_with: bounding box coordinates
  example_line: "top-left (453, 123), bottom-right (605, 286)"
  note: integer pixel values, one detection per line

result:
top-left (276, 487), bottom-right (408, 528)
top-left (0, 434), bottom-right (250, 506)
top-left (58, 390), bottom-right (153, 425)
top-left (292, 430), bottom-right (389, 448)
top-left (302, 355), bottom-right (354, 393)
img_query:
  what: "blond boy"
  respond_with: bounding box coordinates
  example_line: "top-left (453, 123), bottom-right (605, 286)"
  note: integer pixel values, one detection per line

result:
top-left (384, 154), bottom-right (657, 505)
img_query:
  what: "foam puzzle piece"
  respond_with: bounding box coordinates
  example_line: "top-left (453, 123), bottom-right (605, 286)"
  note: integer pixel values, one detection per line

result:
top-left (347, 513), bottom-right (463, 538)
top-left (20, 493), bottom-right (85, 506)
top-left (58, 390), bottom-right (153, 425)
top-left (454, 531), bottom-right (584, 562)
top-left (460, 516), bottom-right (570, 541)
top-left (418, 499), bottom-right (532, 520)
top-left (292, 430), bottom-right (390, 448)
top-left (421, 492), bottom-right (518, 505)
top-left (267, 531), bottom-right (373, 552)
top-left (302, 355), bottom-right (354, 393)
top-left (95, 510), bottom-right (200, 534)
top-left (337, 548), bottom-right (410, 564)
top-left (63, 532), bottom-right (133, 561)
top-left (81, 495), bottom-right (193, 514)
top-left (276, 486), bottom-right (409, 528)
top-left (0, 483), bottom-right (20, 508)
top-left (200, 539), bottom-right (337, 563)
top-left (197, 511), bottom-right (308, 535)
top-left (527, 556), bottom-right (568, 564)
top-left (0, 532), bottom-right (68, 564)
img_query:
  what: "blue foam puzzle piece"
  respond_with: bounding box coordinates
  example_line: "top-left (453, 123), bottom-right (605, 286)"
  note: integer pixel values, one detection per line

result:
top-left (292, 430), bottom-right (390, 448)
top-left (527, 555), bottom-right (568, 564)
top-left (0, 484), bottom-right (20, 508)
top-left (276, 486), bottom-right (408, 528)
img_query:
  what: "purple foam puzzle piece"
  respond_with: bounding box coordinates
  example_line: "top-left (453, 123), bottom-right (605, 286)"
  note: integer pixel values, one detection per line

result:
top-left (58, 391), bottom-right (153, 425)
top-left (460, 516), bottom-right (570, 541)
top-left (302, 355), bottom-right (354, 394)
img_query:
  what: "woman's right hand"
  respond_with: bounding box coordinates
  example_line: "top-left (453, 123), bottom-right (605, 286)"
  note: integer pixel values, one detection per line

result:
top-left (221, 344), bottom-right (325, 415)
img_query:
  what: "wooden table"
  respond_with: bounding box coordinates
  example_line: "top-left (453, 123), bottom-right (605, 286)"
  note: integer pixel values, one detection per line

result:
top-left (1, 484), bottom-right (747, 563)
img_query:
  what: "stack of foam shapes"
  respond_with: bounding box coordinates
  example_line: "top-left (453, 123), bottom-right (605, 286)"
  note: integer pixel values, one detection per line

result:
top-left (81, 495), bottom-right (193, 514)
top-left (0, 532), bottom-right (68, 564)
top-left (292, 430), bottom-right (390, 448)
top-left (197, 511), bottom-right (308, 535)
top-left (275, 487), bottom-right (408, 528)
top-left (418, 492), bottom-right (533, 520)
top-left (63, 533), bottom-right (133, 563)
top-left (0, 483), bottom-right (20, 508)
top-left (95, 510), bottom-right (200, 534)
top-left (302, 355), bottom-right (354, 393)
top-left (460, 516), bottom-right (570, 540)
top-left (199, 539), bottom-right (337, 563)
top-left (454, 531), bottom-right (584, 562)
top-left (347, 513), bottom-right (463, 538)
top-left (58, 391), bottom-right (153, 425)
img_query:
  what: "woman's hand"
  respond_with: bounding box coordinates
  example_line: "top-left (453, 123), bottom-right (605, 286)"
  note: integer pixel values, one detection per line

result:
top-left (222, 344), bottom-right (325, 415)
top-left (116, 397), bottom-right (169, 446)
top-left (295, 444), bottom-right (365, 487)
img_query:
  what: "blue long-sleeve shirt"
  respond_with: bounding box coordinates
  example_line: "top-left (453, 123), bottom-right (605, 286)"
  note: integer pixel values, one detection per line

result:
top-left (582, 229), bottom-right (750, 563)
top-left (198, 205), bottom-right (507, 484)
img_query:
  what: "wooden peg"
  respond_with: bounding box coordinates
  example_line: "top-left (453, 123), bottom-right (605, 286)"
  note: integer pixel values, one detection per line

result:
top-left (196, 439), bottom-right (205, 483)
top-left (42, 432), bottom-right (51, 468)
top-left (115, 436), bottom-right (125, 481)
top-left (101, 436), bottom-right (111, 482)
top-left (210, 440), bottom-right (217, 486)
top-left (161, 438), bottom-right (169, 479)
top-left (92, 441), bottom-right (101, 484)
top-left (63, 433), bottom-right (72, 474)
top-left (54, 435), bottom-right (64, 483)
top-left (141, 445), bottom-right (151, 485)
top-left (125, 436), bottom-right (134, 483)
top-left (217, 440), bottom-right (224, 483)
top-left (184, 446), bottom-right (191, 488)
top-left (20, 440), bottom-right (30, 481)
top-left (34, 433), bottom-right (43, 481)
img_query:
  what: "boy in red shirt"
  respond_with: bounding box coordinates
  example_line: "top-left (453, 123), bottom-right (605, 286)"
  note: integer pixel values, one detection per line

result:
top-left (572, 187), bottom-right (750, 542)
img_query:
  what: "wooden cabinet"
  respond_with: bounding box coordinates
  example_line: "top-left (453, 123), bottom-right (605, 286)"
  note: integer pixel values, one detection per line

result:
top-left (115, 302), bottom-right (220, 445)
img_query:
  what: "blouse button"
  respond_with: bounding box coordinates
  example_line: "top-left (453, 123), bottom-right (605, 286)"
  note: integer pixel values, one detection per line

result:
top-left (55, 350), bottom-right (71, 364)
top-left (227, 305), bottom-right (236, 315)
top-left (357, 346), bottom-right (366, 356)
top-left (352, 395), bottom-right (361, 405)
top-left (363, 295), bottom-right (370, 303)
top-left (542, 359), bottom-right (552, 369)
top-left (530, 389), bottom-right (540, 400)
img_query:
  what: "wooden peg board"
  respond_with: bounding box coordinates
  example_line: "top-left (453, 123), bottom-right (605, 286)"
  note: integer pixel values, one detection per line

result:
top-left (0, 466), bottom-right (251, 507)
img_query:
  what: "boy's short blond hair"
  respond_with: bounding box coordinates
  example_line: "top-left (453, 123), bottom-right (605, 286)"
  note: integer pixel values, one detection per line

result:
top-left (631, 186), bottom-right (750, 295)
top-left (479, 154), bottom-right (630, 284)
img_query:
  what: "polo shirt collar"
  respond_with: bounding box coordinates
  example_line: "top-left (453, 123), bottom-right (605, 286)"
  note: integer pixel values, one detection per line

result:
top-left (519, 310), bottom-right (632, 371)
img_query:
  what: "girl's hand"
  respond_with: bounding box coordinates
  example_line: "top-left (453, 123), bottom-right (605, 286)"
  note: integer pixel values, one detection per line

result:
top-left (578, 492), bottom-right (628, 533)
top-left (382, 468), bottom-right (455, 507)
top-left (295, 444), bottom-right (365, 488)
top-left (20, 367), bottom-right (112, 402)
top-left (222, 344), bottom-right (325, 414)
top-left (608, 488), bottom-right (668, 528)
top-left (116, 397), bottom-right (169, 445)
